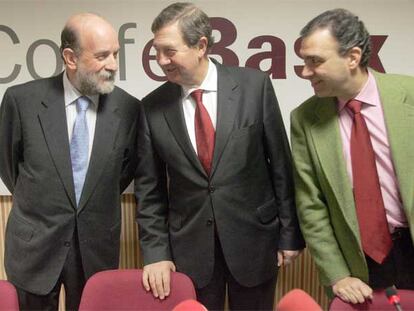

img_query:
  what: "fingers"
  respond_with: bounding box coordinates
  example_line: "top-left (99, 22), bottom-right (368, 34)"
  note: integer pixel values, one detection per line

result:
top-left (142, 269), bottom-right (151, 292)
top-left (277, 251), bottom-right (284, 267)
top-left (332, 277), bottom-right (373, 304)
top-left (283, 255), bottom-right (293, 266)
top-left (337, 288), bottom-right (365, 304)
top-left (162, 268), bottom-right (171, 297)
top-left (360, 283), bottom-right (373, 301)
top-left (153, 270), bottom-right (165, 299)
top-left (278, 250), bottom-right (302, 266)
top-left (142, 261), bottom-right (175, 300)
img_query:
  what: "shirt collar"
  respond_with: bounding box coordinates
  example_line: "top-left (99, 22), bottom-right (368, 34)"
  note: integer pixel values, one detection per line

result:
top-left (63, 71), bottom-right (99, 107)
top-left (338, 71), bottom-right (378, 112)
top-left (182, 58), bottom-right (218, 98)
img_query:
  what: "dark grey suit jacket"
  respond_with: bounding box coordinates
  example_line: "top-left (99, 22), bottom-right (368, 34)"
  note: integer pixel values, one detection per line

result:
top-left (136, 62), bottom-right (304, 289)
top-left (0, 73), bottom-right (142, 295)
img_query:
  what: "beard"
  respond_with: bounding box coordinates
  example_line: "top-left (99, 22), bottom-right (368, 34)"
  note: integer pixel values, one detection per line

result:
top-left (76, 67), bottom-right (116, 95)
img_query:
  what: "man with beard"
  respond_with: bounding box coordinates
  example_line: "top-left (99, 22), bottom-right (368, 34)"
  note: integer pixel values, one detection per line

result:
top-left (0, 13), bottom-right (142, 310)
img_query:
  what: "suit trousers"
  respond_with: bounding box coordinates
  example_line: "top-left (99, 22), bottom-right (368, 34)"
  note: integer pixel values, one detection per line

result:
top-left (15, 230), bottom-right (86, 311)
top-left (195, 234), bottom-right (277, 311)
top-left (367, 227), bottom-right (414, 289)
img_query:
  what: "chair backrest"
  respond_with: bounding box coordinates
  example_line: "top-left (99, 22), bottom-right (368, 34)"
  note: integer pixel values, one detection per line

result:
top-left (276, 289), bottom-right (322, 311)
top-left (0, 280), bottom-right (19, 311)
top-left (172, 299), bottom-right (207, 311)
top-left (329, 289), bottom-right (414, 310)
top-left (78, 269), bottom-right (196, 311)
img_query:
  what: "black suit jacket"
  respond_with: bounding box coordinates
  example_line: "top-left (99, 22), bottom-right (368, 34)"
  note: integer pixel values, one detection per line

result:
top-left (0, 73), bottom-right (142, 295)
top-left (136, 62), bottom-right (304, 288)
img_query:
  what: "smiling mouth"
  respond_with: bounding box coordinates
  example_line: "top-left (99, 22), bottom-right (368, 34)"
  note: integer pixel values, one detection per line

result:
top-left (164, 67), bottom-right (176, 74)
top-left (311, 80), bottom-right (322, 88)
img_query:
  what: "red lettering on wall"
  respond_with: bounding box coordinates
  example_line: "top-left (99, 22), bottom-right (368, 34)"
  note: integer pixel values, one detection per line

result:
top-left (209, 17), bottom-right (239, 66)
top-left (369, 35), bottom-right (387, 72)
top-left (246, 36), bottom-right (286, 79)
top-left (142, 39), bottom-right (166, 82)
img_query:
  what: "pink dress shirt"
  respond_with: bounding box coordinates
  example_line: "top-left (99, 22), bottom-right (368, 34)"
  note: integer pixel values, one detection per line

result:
top-left (337, 71), bottom-right (408, 232)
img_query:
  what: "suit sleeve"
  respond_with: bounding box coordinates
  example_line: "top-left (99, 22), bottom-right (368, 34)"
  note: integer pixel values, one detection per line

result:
top-left (118, 98), bottom-right (142, 193)
top-left (290, 108), bottom-right (350, 286)
top-left (0, 89), bottom-right (22, 193)
top-left (134, 104), bottom-right (172, 265)
top-left (262, 76), bottom-right (305, 250)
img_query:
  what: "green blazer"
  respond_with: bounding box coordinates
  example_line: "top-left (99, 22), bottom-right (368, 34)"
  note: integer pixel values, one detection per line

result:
top-left (290, 71), bottom-right (414, 295)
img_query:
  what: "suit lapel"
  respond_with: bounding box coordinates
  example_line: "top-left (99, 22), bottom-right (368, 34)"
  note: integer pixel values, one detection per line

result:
top-left (375, 72), bottom-right (414, 215)
top-left (38, 74), bottom-right (76, 207)
top-left (163, 62), bottom-right (239, 178)
top-left (310, 98), bottom-right (360, 234)
top-left (77, 93), bottom-right (121, 211)
top-left (210, 63), bottom-right (238, 177)
top-left (162, 83), bottom-right (206, 175)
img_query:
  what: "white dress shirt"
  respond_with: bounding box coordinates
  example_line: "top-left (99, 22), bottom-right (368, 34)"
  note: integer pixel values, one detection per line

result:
top-left (181, 59), bottom-right (218, 154)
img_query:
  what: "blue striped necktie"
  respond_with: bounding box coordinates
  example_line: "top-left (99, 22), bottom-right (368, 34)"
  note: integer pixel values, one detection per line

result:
top-left (70, 96), bottom-right (90, 206)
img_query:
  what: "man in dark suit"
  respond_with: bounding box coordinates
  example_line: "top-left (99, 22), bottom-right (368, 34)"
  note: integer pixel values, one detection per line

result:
top-left (0, 13), bottom-right (142, 310)
top-left (135, 3), bottom-right (304, 310)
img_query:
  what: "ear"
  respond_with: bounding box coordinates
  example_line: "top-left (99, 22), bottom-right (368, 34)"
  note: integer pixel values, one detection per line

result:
top-left (197, 36), bottom-right (208, 57)
top-left (62, 48), bottom-right (78, 70)
top-left (347, 47), bottom-right (362, 70)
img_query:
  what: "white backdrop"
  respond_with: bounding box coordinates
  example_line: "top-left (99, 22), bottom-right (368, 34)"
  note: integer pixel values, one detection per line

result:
top-left (1, 0), bottom-right (414, 194)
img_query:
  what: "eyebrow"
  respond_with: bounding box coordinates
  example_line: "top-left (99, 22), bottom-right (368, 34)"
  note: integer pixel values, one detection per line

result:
top-left (94, 48), bottom-right (119, 55)
top-left (152, 43), bottom-right (175, 49)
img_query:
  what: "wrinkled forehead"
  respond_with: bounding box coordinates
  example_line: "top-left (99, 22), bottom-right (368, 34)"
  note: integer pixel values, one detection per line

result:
top-left (80, 24), bottom-right (119, 53)
top-left (153, 22), bottom-right (187, 49)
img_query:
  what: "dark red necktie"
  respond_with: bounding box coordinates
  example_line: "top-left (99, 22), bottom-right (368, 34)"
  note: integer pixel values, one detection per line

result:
top-left (191, 89), bottom-right (215, 175)
top-left (348, 99), bottom-right (392, 264)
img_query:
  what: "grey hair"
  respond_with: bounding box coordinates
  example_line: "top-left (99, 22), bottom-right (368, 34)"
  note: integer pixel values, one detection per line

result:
top-left (152, 2), bottom-right (214, 49)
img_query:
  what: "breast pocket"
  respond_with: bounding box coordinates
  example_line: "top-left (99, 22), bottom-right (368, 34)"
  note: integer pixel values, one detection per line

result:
top-left (231, 123), bottom-right (261, 139)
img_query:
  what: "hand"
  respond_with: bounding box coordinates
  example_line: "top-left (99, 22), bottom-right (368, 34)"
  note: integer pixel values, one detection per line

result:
top-left (332, 277), bottom-right (373, 304)
top-left (277, 249), bottom-right (302, 267)
top-left (142, 260), bottom-right (176, 300)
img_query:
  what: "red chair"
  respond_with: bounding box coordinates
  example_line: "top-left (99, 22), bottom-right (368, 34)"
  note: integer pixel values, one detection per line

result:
top-left (0, 280), bottom-right (19, 311)
top-left (173, 299), bottom-right (207, 311)
top-left (329, 289), bottom-right (414, 310)
top-left (276, 289), bottom-right (322, 311)
top-left (78, 269), bottom-right (196, 310)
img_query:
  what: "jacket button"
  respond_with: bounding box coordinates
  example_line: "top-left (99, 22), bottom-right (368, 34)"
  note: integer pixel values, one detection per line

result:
top-left (206, 218), bottom-right (214, 226)
top-left (208, 185), bottom-right (215, 193)
top-left (64, 241), bottom-right (71, 247)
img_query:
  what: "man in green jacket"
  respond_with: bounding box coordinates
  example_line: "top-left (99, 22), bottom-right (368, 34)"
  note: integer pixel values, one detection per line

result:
top-left (291, 8), bottom-right (414, 304)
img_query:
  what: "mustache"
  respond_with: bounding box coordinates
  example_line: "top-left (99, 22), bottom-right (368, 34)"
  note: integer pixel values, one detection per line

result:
top-left (99, 70), bottom-right (116, 81)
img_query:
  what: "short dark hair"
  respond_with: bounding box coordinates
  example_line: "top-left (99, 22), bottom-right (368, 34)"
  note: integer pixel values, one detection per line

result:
top-left (152, 2), bottom-right (214, 49)
top-left (300, 8), bottom-right (371, 68)
top-left (60, 24), bottom-right (81, 59)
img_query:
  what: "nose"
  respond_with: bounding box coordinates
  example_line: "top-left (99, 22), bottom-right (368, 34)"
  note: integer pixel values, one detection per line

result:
top-left (301, 64), bottom-right (313, 79)
top-left (157, 52), bottom-right (171, 66)
top-left (105, 54), bottom-right (118, 71)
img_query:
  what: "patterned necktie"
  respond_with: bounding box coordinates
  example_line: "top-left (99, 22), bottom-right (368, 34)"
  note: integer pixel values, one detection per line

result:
top-left (348, 99), bottom-right (392, 263)
top-left (191, 89), bottom-right (215, 175)
top-left (70, 96), bottom-right (90, 206)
